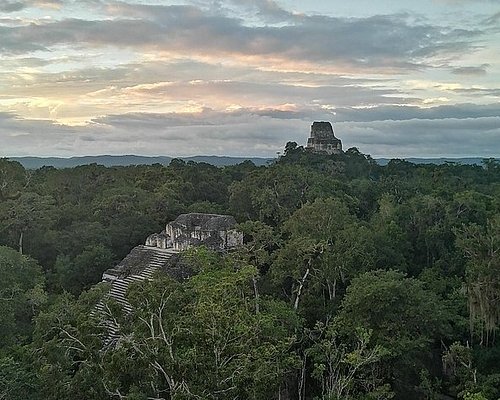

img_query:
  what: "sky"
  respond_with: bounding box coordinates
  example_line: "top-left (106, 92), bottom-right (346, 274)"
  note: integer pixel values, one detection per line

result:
top-left (0, 0), bottom-right (499, 158)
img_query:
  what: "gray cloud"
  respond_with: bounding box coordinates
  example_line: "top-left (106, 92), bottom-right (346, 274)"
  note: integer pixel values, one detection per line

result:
top-left (484, 11), bottom-right (500, 26)
top-left (332, 103), bottom-right (500, 122)
top-left (0, 0), bottom-right (64, 12)
top-left (4, 103), bottom-right (498, 158)
top-left (1, 1), bottom-right (498, 159)
top-left (90, 103), bottom-right (500, 131)
top-left (115, 79), bottom-right (409, 107)
top-left (93, 107), bottom-right (314, 128)
top-left (0, 4), bottom-right (486, 71)
top-left (342, 117), bottom-right (500, 157)
top-left (0, 110), bottom-right (308, 157)
top-left (214, 0), bottom-right (294, 22)
top-left (0, 2), bottom-right (25, 12)
top-left (452, 64), bottom-right (489, 75)
top-left (451, 88), bottom-right (500, 97)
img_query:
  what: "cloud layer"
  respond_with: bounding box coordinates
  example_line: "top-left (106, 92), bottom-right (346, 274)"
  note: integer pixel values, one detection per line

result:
top-left (0, 0), bottom-right (499, 157)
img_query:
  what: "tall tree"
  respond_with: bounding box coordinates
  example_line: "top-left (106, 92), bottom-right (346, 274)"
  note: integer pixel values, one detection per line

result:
top-left (336, 270), bottom-right (447, 397)
top-left (0, 246), bottom-right (45, 348)
top-left (455, 215), bottom-right (500, 346)
top-left (0, 192), bottom-right (55, 254)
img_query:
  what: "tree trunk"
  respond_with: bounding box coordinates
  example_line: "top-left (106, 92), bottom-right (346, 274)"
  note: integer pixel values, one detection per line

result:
top-left (294, 268), bottom-right (310, 310)
top-left (327, 278), bottom-right (337, 301)
top-left (18, 231), bottom-right (23, 254)
top-left (298, 354), bottom-right (307, 400)
top-left (252, 276), bottom-right (260, 314)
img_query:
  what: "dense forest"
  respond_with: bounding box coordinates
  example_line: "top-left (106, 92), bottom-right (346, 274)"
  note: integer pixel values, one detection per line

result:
top-left (0, 144), bottom-right (499, 400)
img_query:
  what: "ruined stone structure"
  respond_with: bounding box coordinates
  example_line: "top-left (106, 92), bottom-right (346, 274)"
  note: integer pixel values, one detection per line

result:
top-left (305, 121), bottom-right (342, 155)
top-left (97, 245), bottom-right (179, 347)
top-left (97, 213), bottom-right (243, 346)
top-left (147, 213), bottom-right (243, 251)
top-left (145, 231), bottom-right (170, 249)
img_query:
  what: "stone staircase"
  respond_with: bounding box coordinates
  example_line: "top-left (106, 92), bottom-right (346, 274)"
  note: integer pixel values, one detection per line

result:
top-left (95, 246), bottom-right (178, 347)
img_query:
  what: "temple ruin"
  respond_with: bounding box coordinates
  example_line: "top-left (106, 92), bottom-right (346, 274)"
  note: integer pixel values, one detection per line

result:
top-left (146, 213), bottom-right (243, 251)
top-left (97, 213), bottom-right (243, 346)
top-left (103, 213), bottom-right (242, 284)
top-left (305, 121), bottom-right (342, 155)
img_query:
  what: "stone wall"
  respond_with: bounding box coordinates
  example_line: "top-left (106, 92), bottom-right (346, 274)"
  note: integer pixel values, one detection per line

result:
top-left (146, 213), bottom-right (243, 251)
top-left (306, 121), bottom-right (342, 155)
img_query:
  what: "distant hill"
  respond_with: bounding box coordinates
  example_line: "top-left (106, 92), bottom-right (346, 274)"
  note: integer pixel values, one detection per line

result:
top-left (7, 155), bottom-right (273, 169)
top-left (6, 155), bottom-right (497, 169)
top-left (183, 155), bottom-right (272, 166)
top-left (375, 157), bottom-right (496, 166)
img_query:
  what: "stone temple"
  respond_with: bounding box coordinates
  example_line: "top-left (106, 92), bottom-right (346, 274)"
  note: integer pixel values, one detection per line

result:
top-left (146, 213), bottom-right (243, 251)
top-left (305, 121), bottom-right (342, 155)
top-left (97, 213), bottom-right (243, 346)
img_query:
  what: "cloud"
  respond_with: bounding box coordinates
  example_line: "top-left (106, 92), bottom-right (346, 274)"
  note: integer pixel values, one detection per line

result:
top-left (484, 11), bottom-right (500, 26)
top-left (0, 1), bottom-right (498, 159)
top-left (0, 55), bottom-right (410, 123)
top-left (0, 110), bottom-right (309, 157)
top-left (93, 107), bottom-right (315, 128)
top-left (2, 102), bottom-right (500, 158)
top-left (0, 0), bottom-right (63, 12)
top-left (451, 88), bottom-right (500, 97)
top-left (0, 4), bottom-right (486, 72)
top-left (213, 0), bottom-right (294, 22)
top-left (332, 103), bottom-right (500, 122)
top-left (0, 2), bottom-right (25, 12)
top-left (342, 117), bottom-right (500, 157)
top-left (98, 78), bottom-right (407, 108)
top-left (452, 64), bottom-right (489, 75)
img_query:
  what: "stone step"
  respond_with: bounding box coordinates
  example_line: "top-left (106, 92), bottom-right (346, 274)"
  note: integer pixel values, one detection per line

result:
top-left (96, 245), bottom-right (180, 348)
top-left (149, 261), bottom-right (167, 265)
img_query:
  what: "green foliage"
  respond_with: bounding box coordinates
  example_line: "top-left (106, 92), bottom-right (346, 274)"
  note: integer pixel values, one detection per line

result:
top-left (339, 270), bottom-right (446, 349)
top-left (0, 158), bottom-right (27, 201)
top-left (462, 392), bottom-right (488, 400)
top-left (32, 287), bottom-right (108, 400)
top-left (456, 215), bottom-right (500, 346)
top-left (55, 245), bottom-right (114, 294)
top-left (0, 192), bottom-right (56, 255)
top-left (53, 251), bottom-right (302, 399)
top-left (0, 246), bottom-right (45, 349)
top-left (307, 323), bottom-right (391, 400)
top-left (0, 151), bottom-right (499, 399)
top-left (273, 198), bottom-right (376, 319)
top-left (337, 270), bottom-right (448, 397)
top-left (229, 163), bottom-right (346, 224)
top-left (0, 355), bottom-right (39, 400)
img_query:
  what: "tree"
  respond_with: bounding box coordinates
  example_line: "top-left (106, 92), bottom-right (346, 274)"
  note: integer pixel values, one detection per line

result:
top-left (455, 215), bottom-right (500, 346)
top-left (0, 356), bottom-right (40, 400)
top-left (235, 220), bottom-right (279, 271)
top-left (0, 192), bottom-right (56, 254)
top-left (0, 246), bottom-right (45, 348)
top-left (281, 141), bottom-right (305, 162)
top-left (33, 287), bottom-right (108, 400)
top-left (0, 159), bottom-right (27, 202)
top-left (273, 198), bottom-right (374, 314)
top-left (56, 245), bottom-right (114, 295)
top-left (442, 342), bottom-right (478, 398)
top-left (229, 164), bottom-right (344, 225)
top-left (307, 323), bottom-right (391, 400)
top-left (336, 270), bottom-right (447, 397)
top-left (369, 194), bottom-right (409, 271)
top-left (98, 249), bottom-right (301, 399)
